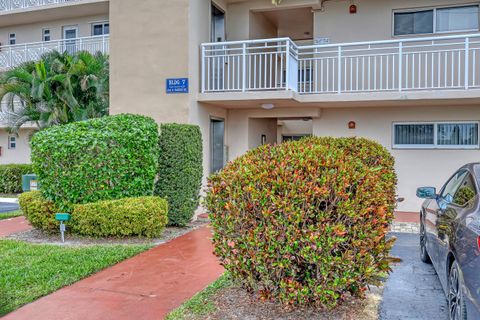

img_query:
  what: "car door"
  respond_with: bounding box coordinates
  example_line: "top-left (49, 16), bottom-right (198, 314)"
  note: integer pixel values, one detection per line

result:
top-left (427, 170), bottom-right (468, 273)
top-left (436, 171), bottom-right (477, 284)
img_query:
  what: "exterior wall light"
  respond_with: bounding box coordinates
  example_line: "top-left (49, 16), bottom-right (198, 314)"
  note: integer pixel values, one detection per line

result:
top-left (349, 4), bottom-right (357, 14)
top-left (261, 103), bottom-right (275, 110)
top-left (348, 121), bottom-right (356, 129)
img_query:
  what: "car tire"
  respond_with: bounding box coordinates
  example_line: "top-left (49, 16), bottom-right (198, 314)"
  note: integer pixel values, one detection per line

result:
top-left (420, 218), bottom-right (431, 264)
top-left (448, 261), bottom-right (468, 320)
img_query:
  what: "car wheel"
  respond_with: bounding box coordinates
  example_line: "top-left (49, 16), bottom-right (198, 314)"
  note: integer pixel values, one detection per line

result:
top-left (420, 219), bottom-right (431, 264)
top-left (448, 261), bottom-right (468, 320)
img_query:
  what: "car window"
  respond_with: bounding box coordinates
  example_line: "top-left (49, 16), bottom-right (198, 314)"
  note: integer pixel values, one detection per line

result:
top-left (441, 170), bottom-right (468, 200)
top-left (453, 173), bottom-right (477, 206)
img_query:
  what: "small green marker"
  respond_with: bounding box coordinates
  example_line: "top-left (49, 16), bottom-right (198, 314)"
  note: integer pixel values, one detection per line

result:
top-left (55, 213), bottom-right (71, 243)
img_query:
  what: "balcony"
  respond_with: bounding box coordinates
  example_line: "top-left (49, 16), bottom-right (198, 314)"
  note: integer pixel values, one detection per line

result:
top-left (0, 35), bottom-right (109, 71)
top-left (200, 33), bottom-right (480, 104)
top-left (0, 0), bottom-right (81, 12)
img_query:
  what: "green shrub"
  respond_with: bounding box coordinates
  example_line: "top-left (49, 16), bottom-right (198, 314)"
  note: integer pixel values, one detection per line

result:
top-left (31, 114), bottom-right (159, 210)
top-left (155, 124), bottom-right (203, 227)
top-left (0, 164), bottom-right (34, 194)
top-left (71, 196), bottom-right (168, 237)
top-left (206, 137), bottom-right (397, 308)
top-left (18, 191), bottom-right (59, 232)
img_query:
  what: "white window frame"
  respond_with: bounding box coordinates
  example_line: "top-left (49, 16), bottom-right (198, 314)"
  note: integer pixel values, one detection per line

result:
top-left (7, 135), bottom-right (16, 150)
top-left (8, 33), bottom-right (16, 45)
top-left (392, 3), bottom-right (480, 37)
top-left (62, 25), bottom-right (78, 39)
top-left (392, 121), bottom-right (480, 149)
top-left (91, 21), bottom-right (109, 36)
top-left (42, 28), bottom-right (51, 42)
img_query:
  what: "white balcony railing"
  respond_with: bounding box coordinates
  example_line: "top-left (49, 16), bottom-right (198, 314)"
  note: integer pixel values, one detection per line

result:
top-left (201, 33), bottom-right (480, 94)
top-left (0, 0), bottom-right (80, 12)
top-left (0, 35), bottom-right (109, 70)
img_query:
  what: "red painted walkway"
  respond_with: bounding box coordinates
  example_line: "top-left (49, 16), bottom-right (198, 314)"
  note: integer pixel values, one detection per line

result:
top-left (3, 226), bottom-right (224, 320)
top-left (0, 216), bottom-right (32, 237)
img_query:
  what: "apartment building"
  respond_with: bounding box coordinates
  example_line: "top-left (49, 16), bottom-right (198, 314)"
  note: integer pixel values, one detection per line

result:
top-left (0, 0), bottom-right (109, 164)
top-left (2, 0), bottom-right (480, 212)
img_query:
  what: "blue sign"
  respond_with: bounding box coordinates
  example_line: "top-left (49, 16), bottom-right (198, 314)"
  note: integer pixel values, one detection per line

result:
top-left (166, 78), bottom-right (189, 94)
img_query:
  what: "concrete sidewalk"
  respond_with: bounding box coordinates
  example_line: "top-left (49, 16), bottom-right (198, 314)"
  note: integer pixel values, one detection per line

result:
top-left (2, 225), bottom-right (224, 320)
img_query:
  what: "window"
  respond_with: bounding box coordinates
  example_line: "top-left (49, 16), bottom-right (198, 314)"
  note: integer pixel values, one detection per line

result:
top-left (8, 136), bottom-right (16, 149)
top-left (282, 135), bottom-right (311, 142)
top-left (393, 122), bottom-right (479, 149)
top-left (9, 33), bottom-right (16, 45)
top-left (92, 22), bottom-right (109, 36)
top-left (441, 170), bottom-right (468, 202)
top-left (43, 29), bottom-right (51, 42)
top-left (436, 5), bottom-right (479, 33)
top-left (394, 5), bottom-right (480, 36)
top-left (452, 173), bottom-right (477, 206)
top-left (394, 10), bottom-right (434, 36)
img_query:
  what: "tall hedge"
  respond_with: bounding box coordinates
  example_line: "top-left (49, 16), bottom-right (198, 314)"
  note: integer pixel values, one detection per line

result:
top-left (0, 164), bottom-right (33, 194)
top-left (206, 137), bottom-right (397, 308)
top-left (31, 114), bottom-right (159, 210)
top-left (155, 124), bottom-right (203, 226)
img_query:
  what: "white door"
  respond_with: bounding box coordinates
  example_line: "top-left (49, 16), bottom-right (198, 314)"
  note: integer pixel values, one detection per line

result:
top-left (63, 26), bottom-right (78, 54)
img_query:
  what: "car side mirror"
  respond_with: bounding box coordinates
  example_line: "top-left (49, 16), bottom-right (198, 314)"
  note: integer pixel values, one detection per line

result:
top-left (416, 187), bottom-right (437, 199)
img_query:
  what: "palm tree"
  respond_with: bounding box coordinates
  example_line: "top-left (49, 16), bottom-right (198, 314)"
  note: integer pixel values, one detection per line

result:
top-left (0, 50), bottom-right (109, 134)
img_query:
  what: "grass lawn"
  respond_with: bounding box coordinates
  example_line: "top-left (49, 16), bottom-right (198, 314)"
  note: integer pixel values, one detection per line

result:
top-left (0, 210), bottom-right (22, 220)
top-left (166, 274), bottom-right (231, 320)
top-left (0, 240), bottom-right (150, 316)
top-left (0, 194), bottom-right (19, 198)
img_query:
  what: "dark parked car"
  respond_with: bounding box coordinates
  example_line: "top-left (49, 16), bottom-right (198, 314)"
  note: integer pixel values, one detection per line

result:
top-left (417, 163), bottom-right (480, 320)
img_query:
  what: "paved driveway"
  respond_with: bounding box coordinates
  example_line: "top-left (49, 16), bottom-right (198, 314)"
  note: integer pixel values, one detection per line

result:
top-left (380, 233), bottom-right (448, 320)
top-left (0, 202), bottom-right (19, 214)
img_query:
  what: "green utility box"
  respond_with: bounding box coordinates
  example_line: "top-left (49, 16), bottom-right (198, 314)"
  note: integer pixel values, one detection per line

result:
top-left (55, 213), bottom-right (71, 222)
top-left (22, 174), bottom-right (39, 192)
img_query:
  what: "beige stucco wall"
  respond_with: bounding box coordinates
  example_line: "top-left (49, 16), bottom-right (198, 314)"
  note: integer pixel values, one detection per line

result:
top-left (248, 117), bottom-right (277, 148)
top-left (0, 129), bottom-right (34, 164)
top-left (109, 0), bottom-right (190, 124)
top-left (0, 14), bottom-right (108, 45)
top-left (314, 0), bottom-right (479, 43)
top-left (313, 105), bottom-right (480, 212)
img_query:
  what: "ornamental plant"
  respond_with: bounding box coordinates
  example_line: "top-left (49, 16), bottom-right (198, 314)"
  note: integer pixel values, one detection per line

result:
top-left (0, 164), bottom-right (33, 194)
top-left (19, 191), bottom-right (59, 232)
top-left (71, 196), bottom-right (169, 238)
top-left (155, 124), bottom-right (203, 226)
top-left (206, 137), bottom-right (397, 308)
top-left (31, 114), bottom-right (159, 210)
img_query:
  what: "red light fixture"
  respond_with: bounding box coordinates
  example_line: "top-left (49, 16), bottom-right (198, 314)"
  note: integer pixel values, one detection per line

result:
top-left (349, 4), bottom-right (357, 14)
top-left (477, 236), bottom-right (480, 251)
top-left (348, 121), bottom-right (356, 129)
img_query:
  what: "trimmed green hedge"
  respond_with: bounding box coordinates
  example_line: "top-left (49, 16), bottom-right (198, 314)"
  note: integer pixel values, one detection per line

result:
top-left (155, 124), bottom-right (203, 227)
top-left (0, 164), bottom-right (33, 194)
top-left (71, 196), bottom-right (168, 237)
top-left (19, 191), bottom-right (59, 232)
top-left (206, 137), bottom-right (397, 308)
top-left (30, 114), bottom-right (159, 210)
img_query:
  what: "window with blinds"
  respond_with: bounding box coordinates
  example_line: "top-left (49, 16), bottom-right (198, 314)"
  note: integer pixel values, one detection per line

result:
top-left (393, 122), bottom-right (479, 149)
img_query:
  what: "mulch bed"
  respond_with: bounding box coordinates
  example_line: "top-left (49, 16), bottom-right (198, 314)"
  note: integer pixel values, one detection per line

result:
top-left (205, 285), bottom-right (383, 320)
top-left (6, 219), bottom-right (208, 246)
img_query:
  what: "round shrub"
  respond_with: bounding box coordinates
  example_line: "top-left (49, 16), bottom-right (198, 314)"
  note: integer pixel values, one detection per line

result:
top-left (71, 196), bottom-right (168, 238)
top-left (0, 164), bottom-right (34, 194)
top-left (206, 137), bottom-right (397, 308)
top-left (19, 191), bottom-right (59, 232)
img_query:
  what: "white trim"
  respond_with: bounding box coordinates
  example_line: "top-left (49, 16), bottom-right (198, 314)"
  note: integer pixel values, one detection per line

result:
top-left (392, 3), bottom-right (480, 37)
top-left (392, 121), bottom-right (480, 149)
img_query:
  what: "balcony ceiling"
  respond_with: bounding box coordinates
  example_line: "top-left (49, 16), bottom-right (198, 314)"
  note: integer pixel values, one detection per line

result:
top-left (258, 7), bottom-right (313, 41)
top-left (0, 0), bottom-right (108, 28)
